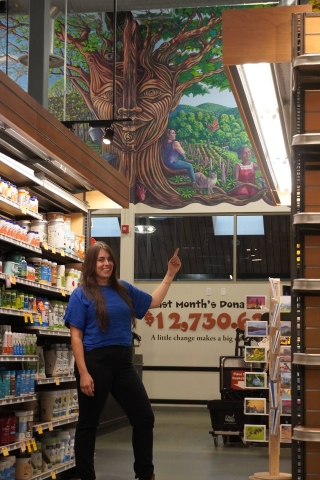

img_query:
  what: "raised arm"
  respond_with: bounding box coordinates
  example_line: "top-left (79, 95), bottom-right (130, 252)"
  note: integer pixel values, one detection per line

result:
top-left (149, 248), bottom-right (181, 308)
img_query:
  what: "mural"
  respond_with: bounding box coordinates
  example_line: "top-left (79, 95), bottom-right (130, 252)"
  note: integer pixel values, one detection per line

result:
top-left (0, 6), bottom-right (273, 208)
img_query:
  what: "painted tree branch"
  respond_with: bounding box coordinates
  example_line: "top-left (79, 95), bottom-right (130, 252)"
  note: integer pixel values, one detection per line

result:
top-left (153, 13), bottom-right (221, 64)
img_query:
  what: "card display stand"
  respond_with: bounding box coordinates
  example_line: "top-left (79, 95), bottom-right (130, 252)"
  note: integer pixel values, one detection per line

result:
top-left (249, 279), bottom-right (291, 480)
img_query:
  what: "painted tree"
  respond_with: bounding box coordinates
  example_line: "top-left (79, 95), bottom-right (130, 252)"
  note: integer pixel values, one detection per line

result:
top-left (1, 7), bottom-right (272, 207)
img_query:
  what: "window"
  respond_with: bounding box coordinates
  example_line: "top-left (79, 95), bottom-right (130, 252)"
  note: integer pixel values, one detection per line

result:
top-left (134, 214), bottom-right (290, 281)
top-left (91, 215), bottom-right (121, 269)
top-left (134, 216), bottom-right (233, 280)
top-left (236, 215), bottom-right (290, 280)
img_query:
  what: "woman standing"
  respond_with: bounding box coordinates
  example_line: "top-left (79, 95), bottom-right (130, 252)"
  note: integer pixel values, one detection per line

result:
top-left (64, 242), bottom-right (181, 480)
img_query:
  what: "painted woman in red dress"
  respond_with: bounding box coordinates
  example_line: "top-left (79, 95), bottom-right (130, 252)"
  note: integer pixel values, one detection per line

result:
top-left (233, 146), bottom-right (260, 196)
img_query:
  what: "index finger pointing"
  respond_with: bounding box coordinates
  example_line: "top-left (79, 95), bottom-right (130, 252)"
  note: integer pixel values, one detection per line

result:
top-left (173, 248), bottom-right (179, 257)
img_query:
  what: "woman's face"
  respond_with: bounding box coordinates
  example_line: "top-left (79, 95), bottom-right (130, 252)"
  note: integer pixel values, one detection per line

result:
top-left (239, 147), bottom-right (252, 162)
top-left (95, 248), bottom-right (114, 285)
top-left (167, 130), bottom-right (176, 141)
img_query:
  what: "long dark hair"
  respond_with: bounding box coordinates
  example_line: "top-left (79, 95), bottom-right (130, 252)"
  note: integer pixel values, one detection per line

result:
top-left (81, 241), bottom-right (136, 331)
top-left (162, 128), bottom-right (175, 147)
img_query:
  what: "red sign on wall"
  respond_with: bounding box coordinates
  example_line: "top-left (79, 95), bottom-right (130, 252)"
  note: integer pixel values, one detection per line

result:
top-left (231, 370), bottom-right (246, 390)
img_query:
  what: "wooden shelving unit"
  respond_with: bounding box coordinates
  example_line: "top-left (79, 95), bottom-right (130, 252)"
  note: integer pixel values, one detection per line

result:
top-left (291, 12), bottom-right (320, 480)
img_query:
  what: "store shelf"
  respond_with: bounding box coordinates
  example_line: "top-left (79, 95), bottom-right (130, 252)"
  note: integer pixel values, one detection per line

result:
top-left (0, 354), bottom-right (38, 361)
top-left (0, 273), bottom-right (72, 296)
top-left (292, 278), bottom-right (320, 293)
top-left (0, 439), bottom-right (31, 455)
top-left (41, 243), bottom-right (83, 264)
top-left (0, 234), bottom-right (42, 253)
top-left (36, 376), bottom-right (75, 385)
top-left (292, 353), bottom-right (320, 366)
top-left (292, 425), bottom-right (320, 442)
top-left (293, 213), bottom-right (320, 225)
top-left (0, 307), bottom-right (35, 318)
top-left (292, 133), bottom-right (320, 148)
top-left (0, 394), bottom-right (37, 406)
top-left (293, 213), bottom-right (320, 234)
top-left (32, 460), bottom-right (76, 480)
top-left (32, 414), bottom-right (78, 432)
top-left (0, 196), bottom-right (43, 219)
top-left (25, 327), bottom-right (70, 337)
top-left (293, 53), bottom-right (320, 84)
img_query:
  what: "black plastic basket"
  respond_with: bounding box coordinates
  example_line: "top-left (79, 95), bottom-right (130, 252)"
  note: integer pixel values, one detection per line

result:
top-left (207, 399), bottom-right (245, 431)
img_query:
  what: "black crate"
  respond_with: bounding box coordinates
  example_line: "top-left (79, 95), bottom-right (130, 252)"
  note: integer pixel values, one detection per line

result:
top-left (207, 400), bottom-right (245, 431)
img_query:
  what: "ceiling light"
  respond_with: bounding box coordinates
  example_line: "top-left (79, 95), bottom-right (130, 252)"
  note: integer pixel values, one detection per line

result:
top-left (102, 128), bottom-right (114, 145)
top-left (134, 225), bottom-right (156, 234)
top-left (0, 152), bottom-right (43, 184)
top-left (41, 178), bottom-right (88, 212)
top-left (237, 63), bottom-right (291, 196)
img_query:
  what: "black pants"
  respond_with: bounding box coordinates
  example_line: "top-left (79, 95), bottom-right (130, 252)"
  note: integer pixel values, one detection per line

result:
top-left (74, 346), bottom-right (154, 480)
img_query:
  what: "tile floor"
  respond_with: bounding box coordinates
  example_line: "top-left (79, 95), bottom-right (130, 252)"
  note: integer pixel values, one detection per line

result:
top-left (94, 407), bottom-right (292, 480)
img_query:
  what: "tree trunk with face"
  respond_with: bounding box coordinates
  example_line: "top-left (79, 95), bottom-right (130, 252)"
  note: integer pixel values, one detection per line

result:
top-left (56, 10), bottom-right (272, 208)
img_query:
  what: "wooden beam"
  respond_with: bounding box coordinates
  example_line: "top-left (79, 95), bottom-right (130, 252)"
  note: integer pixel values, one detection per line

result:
top-left (223, 5), bottom-right (311, 66)
top-left (0, 71), bottom-right (130, 208)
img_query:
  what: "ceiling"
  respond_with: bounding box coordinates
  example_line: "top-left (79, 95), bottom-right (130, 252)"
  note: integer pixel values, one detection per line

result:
top-left (2, 0), bottom-right (293, 212)
top-left (8, 0), bottom-right (276, 14)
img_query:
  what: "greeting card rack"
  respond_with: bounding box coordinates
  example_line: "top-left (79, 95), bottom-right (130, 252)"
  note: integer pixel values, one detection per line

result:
top-left (249, 279), bottom-right (291, 480)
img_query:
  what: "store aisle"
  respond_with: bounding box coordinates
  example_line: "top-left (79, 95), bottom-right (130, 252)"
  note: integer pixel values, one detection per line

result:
top-left (94, 408), bottom-right (291, 480)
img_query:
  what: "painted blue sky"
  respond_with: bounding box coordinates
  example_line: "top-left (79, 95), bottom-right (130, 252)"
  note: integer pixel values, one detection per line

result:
top-left (181, 86), bottom-right (237, 109)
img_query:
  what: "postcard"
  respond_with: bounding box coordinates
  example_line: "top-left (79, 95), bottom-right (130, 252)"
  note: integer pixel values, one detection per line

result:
top-left (280, 358), bottom-right (291, 373)
top-left (279, 345), bottom-right (291, 362)
top-left (244, 372), bottom-right (267, 389)
top-left (280, 321), bottom-right (291, 337)
top-left (280, 424), bottom-right (292, 443)
top-left (245, 346), bottom-right (267, 363)
top-left (279, 296), bottom-right (291, 313)
top-left (246, 295), bottom-right (267, 310)
top-left (280, 398), bottom-right (292, 416)
top-left (244, 424), bottom-right (266, 442)
top-left (245, 321), bottom-right (268, 338)
top-left (244, 398), bottom-right (267, 415)
top-left (280, 371), bottom-right (291, 389)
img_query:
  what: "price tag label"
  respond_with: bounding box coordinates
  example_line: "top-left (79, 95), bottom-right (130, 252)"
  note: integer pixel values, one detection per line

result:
top-left (32, 439), bottom-right (37, 450)
top-left (21, 206), bottom-right (27, 214)
top-left (24, 313), bottom-right (28, 323)
top-left (9, 276), bottom-right (16, 285)
top-left (42, 242), bottom-right (48, 250)
top-left (29, 314), bottom-right (34, 324)
top-left (37, 425), bottom-right (43, 434)
top-left (1, 447), bottom-right (9, 456)
top-left (20, 442), bottom-right (26, 453)
top-left (48, 422), bottom-right (53, 431)
top-left (55, 378), bottom-right (60, 386)
top-left (60, 249), bottom-right (65, 257)
top-left (52, 246), bottom-right (56, 254)
top-left (26, 441), bottom-right (32, 453)
top-left (37, 314), bottom-right (42, 325)
top-left (61, 289), bottom-right (66, 297)
top-left (51, 472), bottom-right (56, 479)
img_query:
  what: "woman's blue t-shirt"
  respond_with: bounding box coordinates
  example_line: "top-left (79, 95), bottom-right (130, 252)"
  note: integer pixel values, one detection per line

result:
top-left (64, 281), bottom-right (152, 350)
